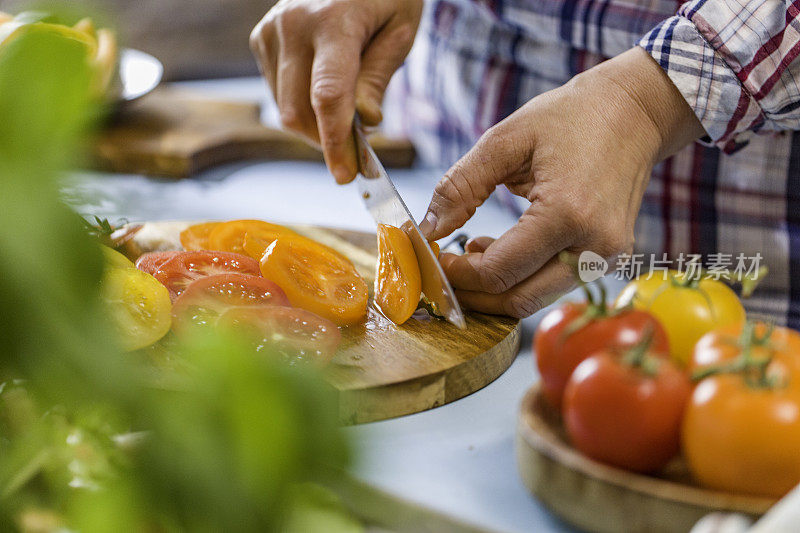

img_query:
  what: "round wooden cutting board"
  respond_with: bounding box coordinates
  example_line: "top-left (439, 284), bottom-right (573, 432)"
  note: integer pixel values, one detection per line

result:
top-left (129, 221), bottom-right (521, 424)
top-left (515, 384), bottom-right (777, 533)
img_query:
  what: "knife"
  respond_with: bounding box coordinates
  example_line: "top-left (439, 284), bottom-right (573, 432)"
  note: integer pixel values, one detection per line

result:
top-left (352, 116), bottom-right (466, 329)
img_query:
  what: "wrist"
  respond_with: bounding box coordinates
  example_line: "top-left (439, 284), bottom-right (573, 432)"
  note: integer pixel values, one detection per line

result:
top-left (586, 47), bottom-right (705, 163)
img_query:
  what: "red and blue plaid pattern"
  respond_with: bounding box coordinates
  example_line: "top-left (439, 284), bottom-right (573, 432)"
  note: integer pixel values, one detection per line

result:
top-left (388, 0), bottom-right (800, 327)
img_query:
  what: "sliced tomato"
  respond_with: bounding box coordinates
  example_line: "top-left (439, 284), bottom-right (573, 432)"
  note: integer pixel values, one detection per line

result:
top-left (207, 219), bottom-right (297, 256)
top-left (217, 306), bottom-right (341, 366)
top-left (259, 235), bottom-right (368, 326)
top-left (102, 245), bottom-right (134, 268)
top-left (101, 266), bottom-right (172, 352)
top-left (153, 251), bottom-right (261, 300)
top-left (171, 273), bottom-right (290, 337)
top-left (179, 222), bottom-right (221, 251)
top-left (374, 224), bottom-right (422, 324)
top-left (135, 251), bottom-right (180, 275)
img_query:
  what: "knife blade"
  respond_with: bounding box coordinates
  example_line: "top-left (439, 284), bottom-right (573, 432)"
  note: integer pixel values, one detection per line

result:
top-left (352, 116), bottom-right (466, 329)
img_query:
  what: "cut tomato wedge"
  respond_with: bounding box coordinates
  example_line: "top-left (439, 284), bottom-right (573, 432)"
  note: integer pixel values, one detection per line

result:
top-left (102, 245), bottom-right (134, 268)
top-left (153, 251), bottom-right (261, 300)
top-left (207, 219), bottom-right (297, 256)
top-left (171, 273), bottom-right (290, 337)
top-left (101, 266), bottom-right (172, 352)
top-left (374, 224), bottom-right (422, 325)
top-left (217, 306), bottom-right (341, 366)
top-left (135, 251), bottom-right (180, 275)
top-left (259, 235), bottom-right (368, 326)
top-left (179, 222), bottom-right (221, 251)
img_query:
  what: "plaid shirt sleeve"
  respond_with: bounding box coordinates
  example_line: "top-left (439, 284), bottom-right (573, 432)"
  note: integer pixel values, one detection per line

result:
top-left (639, 1), bottom-right (800, 154)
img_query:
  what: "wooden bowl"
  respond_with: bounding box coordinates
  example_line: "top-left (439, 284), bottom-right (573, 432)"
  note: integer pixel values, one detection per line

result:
top-left (515, 384), bottom-right (777, 533)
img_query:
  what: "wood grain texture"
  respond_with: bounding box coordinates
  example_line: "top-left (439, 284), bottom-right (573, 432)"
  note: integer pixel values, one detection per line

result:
top-left (515, 385), bottom-right (777, 533)
top-left (130, 221), bottom-right (520, 424)
top-left (93, 89), bottom-right (416, 178)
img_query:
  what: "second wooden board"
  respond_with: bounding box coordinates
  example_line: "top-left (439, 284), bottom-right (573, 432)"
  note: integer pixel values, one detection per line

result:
top-left (129, 221), bottom-right (521, 424)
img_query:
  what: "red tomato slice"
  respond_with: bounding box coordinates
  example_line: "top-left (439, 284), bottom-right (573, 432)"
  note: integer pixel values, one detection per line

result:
top-left (217, 306), bottom-right (341, 366)
top-left (135, 251), bottom-right (180, 275)
top-left (171, 273), bottom-right (290, 337)
top-left (153, 251), bottom-right (261, 300)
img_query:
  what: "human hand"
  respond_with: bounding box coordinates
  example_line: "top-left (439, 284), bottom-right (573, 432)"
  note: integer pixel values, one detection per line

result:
top-left (250, 0), bottom-right (423, 184)
top-left (419, 47), bottom-right (705, 318)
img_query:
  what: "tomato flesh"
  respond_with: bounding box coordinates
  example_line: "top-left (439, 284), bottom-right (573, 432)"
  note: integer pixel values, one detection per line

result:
top-left (259, 235), bottom-right (368, 326)
top-left (153, 251), bottom-right (261, 300)
top-left (374, 224), bottom-right (422, 325)
top-left (207, 219), bottom-right (297, 256)
top-left (101, 266), bottom-right (172, 352)
top-left (179, 222), bottom-right (221, 251)
top-left (171, 273), bottom-right (290, 337)
top-left (217, 306), bottom-right (341, 366)
top-left (135, 251), bottom-right (180, 275)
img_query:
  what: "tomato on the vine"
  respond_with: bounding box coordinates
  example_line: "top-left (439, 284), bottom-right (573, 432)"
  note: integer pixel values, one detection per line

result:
top-left (563, 339), bottom-right (690, 473)
top-left (683, 322), bottom-right (800, 498)
top-left (614, 270), bottom-right (745, 366)
top-left (535, 282), bottom-right (669, 410)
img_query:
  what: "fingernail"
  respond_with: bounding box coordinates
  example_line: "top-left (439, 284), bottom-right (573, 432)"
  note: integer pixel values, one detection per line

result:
top-left (419, 211), bottom-right (437, 238)
top-left (332, 164), bottom-right (352, 184)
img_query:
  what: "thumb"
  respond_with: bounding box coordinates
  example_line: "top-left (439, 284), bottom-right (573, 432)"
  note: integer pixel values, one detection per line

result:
top-left (420, 123), bottom-right (530, 240)
top-left (355, 21), bottom-right (417, 126)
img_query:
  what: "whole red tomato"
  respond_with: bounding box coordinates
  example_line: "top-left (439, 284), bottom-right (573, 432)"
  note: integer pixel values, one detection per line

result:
top-left (563, 345), bottom-right (691, 473)
top-left (683, 322), bottom-right (800, 498)
top-left (534, 301), bottom-right (669, 409)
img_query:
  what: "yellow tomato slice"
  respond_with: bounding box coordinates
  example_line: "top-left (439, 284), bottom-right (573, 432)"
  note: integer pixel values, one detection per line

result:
top-left (207, 219), bottom-right (297, 256)
top-left (179, 222), bottom-right (221, 251)
top-left (259, 234), bottom-right (368, 326)
top-left (374, 224), bottom-right (422, 324)
top-left (101, 245), bottom-right (134, 268)
top-left (102, 266), bottom-right (172, 351)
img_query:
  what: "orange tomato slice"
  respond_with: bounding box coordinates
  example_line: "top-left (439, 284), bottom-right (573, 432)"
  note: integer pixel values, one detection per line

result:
top-left (207, 219), bottom-right (297, 255)
top-left (374, 224), bottom-right (422, 325)
top-left (180, 222), bottom-right (221, 251)
top-left (259, 234), bottom-right (368, 326)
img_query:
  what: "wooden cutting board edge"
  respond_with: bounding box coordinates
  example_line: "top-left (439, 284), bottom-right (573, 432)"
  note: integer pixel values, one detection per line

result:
top-left (128, 220), bottom-right (522, 425)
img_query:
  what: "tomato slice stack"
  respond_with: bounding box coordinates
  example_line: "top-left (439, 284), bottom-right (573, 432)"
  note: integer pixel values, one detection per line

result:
top-left (153, 250), bottom-right (261, 300)
top-left (126, 220), bottom-right (376, 365)
top-left (171, 273), bottom-right (290, 338)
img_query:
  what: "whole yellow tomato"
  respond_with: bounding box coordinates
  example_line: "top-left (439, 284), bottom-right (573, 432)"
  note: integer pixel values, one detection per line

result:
top-left (614, 271), bottom-right (745, 366)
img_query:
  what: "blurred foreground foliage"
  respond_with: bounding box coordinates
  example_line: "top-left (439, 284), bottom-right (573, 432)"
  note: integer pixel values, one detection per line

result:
top-left (0, 23), bottom-right (356, 533)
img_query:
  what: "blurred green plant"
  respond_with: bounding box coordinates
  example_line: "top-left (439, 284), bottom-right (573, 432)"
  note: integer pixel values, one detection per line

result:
top-left (0, 19), bottom-right (357, 533)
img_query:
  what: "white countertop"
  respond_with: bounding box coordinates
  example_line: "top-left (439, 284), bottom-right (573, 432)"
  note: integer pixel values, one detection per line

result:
top-left (67, 77), bottom-right (627, 533)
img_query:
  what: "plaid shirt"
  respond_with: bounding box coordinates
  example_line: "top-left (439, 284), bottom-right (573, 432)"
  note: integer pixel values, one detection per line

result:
top-left (388, 0), bottom-right (800, 327)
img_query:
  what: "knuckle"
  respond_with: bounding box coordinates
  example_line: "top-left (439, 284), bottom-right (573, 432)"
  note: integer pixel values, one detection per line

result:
top-left (477, 257), bottom-right (514, 294)
top-left (279, 106), bottom-right (304, 132)
top-left (311, 80), bottom-right (346, 112)
top-left (505, 292), bottom-right (543, 319)
top-left (594, 227), bottom-right (634, 259)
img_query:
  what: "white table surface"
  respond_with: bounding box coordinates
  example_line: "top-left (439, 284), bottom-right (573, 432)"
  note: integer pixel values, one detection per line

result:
top-left (66, 77), bottom-right (628, 533)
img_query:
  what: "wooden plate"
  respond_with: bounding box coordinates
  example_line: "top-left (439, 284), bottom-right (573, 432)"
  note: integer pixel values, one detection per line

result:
top-left (515, 384), bottom-right (777, 533)
top-left (129, 221), bottom-right (521, 425)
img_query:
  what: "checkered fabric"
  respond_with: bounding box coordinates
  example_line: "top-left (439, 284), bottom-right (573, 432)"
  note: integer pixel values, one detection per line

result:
top-left (388, 0), bottom-right (800, 326)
